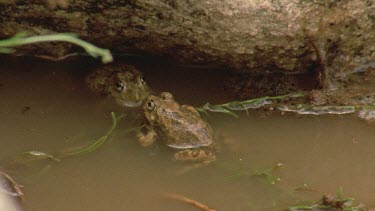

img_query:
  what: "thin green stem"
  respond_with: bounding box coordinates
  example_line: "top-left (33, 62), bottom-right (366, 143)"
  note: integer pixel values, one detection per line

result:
top-left (0, 33), bottom-right (113, 63)
top-left (62, 112), bottom-right (118, 157)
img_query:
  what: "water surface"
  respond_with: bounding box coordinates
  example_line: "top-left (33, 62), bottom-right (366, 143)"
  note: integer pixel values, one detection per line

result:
top-left (0, 57), bottom-right (374, 210)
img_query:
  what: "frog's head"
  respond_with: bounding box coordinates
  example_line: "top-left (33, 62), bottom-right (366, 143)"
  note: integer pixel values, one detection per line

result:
top-left (143, 94), bottom-right (161, 124)
top-left (143, 92), bottom-right (176, 124)
top-left (110, 70), bottom-right (151, 107)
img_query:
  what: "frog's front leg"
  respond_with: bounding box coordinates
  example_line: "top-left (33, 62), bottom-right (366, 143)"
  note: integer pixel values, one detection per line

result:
top-left (137, 126), bottom-right (157, 147)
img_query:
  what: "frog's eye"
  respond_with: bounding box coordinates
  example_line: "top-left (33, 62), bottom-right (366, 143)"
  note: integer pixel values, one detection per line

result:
top-left (139, 76), bottom-right (146, 86)
top-left (115, 81), bottom-right (126, 91)
top-left (147, 100), bottom-right (156, 111)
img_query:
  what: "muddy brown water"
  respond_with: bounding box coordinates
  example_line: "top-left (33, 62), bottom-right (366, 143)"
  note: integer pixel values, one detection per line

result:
top-left (1, 57), bottom-right (375, 211)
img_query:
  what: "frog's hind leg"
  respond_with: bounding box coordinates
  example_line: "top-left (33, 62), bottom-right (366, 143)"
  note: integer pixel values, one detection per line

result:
top-left (174, 148), bottom-right (216, 175)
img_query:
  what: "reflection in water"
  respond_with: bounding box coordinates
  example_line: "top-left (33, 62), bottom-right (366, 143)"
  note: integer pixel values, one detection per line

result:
top-left (0, 58), bottom-right (374, 210)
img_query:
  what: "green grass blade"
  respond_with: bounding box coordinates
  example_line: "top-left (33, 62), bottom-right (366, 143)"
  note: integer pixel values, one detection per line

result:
top-left (62, 112), bottom-right (118, 157)
top-left (202, 102), bottom-right (239, 118)
top-left (0, 32), bottom-right (113, 63)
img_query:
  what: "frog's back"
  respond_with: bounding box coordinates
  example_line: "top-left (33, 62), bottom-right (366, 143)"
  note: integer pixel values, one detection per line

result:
top-left (157, 109), bottom-right (214, 149)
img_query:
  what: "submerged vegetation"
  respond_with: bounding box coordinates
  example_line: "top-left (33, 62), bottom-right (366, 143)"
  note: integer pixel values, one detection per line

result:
top-left (198, 92), bottom-right (375, 121)
top-left (0, 32), bottom-right (113, 63)
top-left (11, 112), bottom-right (123, 166)
top-left (13, 92), bottom-right (375, 165)
top-left (21, 151), bottom-right (60, 162)
top-left (221, 161), bottom-right (285, 185)
top-left (61, 112), bottom-right (122, 157)
top-left (289, 188), bottom-right (368, 211)
top-left (197, 92), bottom-right (307, 118)
top-left (1, 33), bottom-right (373, 209)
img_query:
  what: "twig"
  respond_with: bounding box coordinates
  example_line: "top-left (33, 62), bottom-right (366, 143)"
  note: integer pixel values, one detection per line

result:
top-left (162, 192), bottom-right (216, 211)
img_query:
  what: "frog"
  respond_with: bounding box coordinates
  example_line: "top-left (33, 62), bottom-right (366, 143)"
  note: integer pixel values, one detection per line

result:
top-left (85, 64), bottom-right (151, 107)
top-left (137, 92), bottom-right (216, 171)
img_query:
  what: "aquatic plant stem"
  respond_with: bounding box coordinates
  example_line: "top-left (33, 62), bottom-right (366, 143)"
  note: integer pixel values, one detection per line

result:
top-left (0, 33), bottom-right (113, 63)
top-left (62, 112), bottom-right (118, 157)
top-left (199, 92), bottom-right (307, 117)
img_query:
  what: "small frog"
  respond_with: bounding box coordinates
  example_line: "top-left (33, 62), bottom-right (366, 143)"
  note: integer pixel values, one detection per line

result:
top-left (86, 64), bottom-right (151, 107)
top-left (138, 92), bottom-right (216, 170)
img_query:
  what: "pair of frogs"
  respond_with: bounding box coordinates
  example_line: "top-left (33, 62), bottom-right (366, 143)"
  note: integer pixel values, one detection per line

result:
top-left (86, 65), bottom-right (216, 167)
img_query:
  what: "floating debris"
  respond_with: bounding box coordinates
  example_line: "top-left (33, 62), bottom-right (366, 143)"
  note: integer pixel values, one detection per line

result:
top-left (357, 109), bottom-right (375, 123)
top-left (202, 103), bottom-right (239, 118)
top-left (0, 171), bottom-right (24, 211)
top-left (11, 150), bottom-right (60, 166)
top-left (222, 161), bottom-right (284, 185)
top-left (288, 187), bottom-right (369, 211)
top-left (22, 151), bottom-right (60, 162)
top-left (225, 99), bottom-right (272, 110)
top-left (200, 92), bottom-right (306, 117)
top-left (0, 171), bottom-right (23, 197)
top-left (278, 105), bottom-right (356, 115)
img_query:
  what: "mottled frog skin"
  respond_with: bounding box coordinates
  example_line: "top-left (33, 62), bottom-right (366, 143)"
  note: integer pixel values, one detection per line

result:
top-left (86, 64), bottom-right (151, 107)
top-left (138, 92), bottom-right (216, 166)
